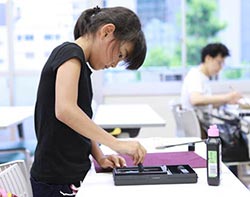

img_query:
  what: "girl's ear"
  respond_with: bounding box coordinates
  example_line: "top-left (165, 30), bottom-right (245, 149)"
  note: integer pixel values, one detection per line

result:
top-left (100, 23), bottom-right (115, 39)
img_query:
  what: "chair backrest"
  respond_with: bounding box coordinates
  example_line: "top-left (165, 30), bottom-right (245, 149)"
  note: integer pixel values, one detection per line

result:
top-left (169, 100), bottom-right (185, 137)
top-left (0, 139), bottom-right (37, 168)
top-left (0, 160), bottom-right (33, 197)
top-left (169, 101), bottom-right (201, 138)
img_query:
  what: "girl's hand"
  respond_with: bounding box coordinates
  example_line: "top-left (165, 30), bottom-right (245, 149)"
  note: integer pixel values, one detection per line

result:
top-left (97, 154), bottom-right (126, 169)
top-left (112, 140), bottom-right (147, 165)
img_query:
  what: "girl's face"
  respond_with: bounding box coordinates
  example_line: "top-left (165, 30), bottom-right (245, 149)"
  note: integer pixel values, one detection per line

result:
top-left (89, 24), bottom-right (134, 70)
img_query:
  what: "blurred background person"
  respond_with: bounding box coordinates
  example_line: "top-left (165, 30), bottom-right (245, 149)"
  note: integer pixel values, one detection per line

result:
top-left (181, 42), bottom-right (242, 112)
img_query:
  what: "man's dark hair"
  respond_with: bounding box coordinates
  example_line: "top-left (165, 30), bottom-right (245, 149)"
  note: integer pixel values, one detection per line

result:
top-left (201, 43), bottom-right (230, 62)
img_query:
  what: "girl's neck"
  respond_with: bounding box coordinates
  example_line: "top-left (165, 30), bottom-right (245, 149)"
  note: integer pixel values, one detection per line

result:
top-left (75, 36), bottom-right (91, 61)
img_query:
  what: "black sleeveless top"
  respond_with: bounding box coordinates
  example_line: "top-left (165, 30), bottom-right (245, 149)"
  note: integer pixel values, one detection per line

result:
top-left (31, 42), bottom-right (93, 184)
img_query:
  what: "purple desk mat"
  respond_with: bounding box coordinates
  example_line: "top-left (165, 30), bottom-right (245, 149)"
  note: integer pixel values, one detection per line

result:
top-left (93, 151), bottom-right (207, 173)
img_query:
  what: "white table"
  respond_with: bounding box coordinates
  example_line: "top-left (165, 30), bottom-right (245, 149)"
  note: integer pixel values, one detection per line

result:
top-left (76, 137), bottom-right (250, 197)
top-left (224, 106), bottom-right (250, 121)
top-left (93, 104), bottom-right (166, 137)
top-left (0, 106), bottom-right (34, 139)
top-left (221, 105), bottom-right (250, 134)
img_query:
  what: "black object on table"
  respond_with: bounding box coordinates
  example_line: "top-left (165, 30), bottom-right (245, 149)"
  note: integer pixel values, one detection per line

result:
top-left (113, 164), bottom-right (198, 185)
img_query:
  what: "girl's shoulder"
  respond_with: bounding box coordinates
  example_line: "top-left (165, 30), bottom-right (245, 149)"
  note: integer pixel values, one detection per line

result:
top-left (51, 42), bottom-right (85, 63)
top-left (56, 42), bottom-right (83, 52)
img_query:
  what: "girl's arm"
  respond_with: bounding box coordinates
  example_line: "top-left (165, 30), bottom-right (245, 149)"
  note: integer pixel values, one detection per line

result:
top-left (55, 58), bottom-right (146, 164)
top-left (91, 140), bottom-right (126, 168)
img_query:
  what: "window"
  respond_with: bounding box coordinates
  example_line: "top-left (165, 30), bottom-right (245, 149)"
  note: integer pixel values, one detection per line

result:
top-left (1, 0), bottom-right (250, 105)
top-left (218, 0), bottom-right (250, 80)
top-left (104, 0), bottom-right (250, 88)
top-left (104, 0), bottom-right (183, 85)
top-left (0, 1), bottom-right (8, 71)
top-left (12, 0), bottom-right (77, 70)
top-left (0, 0), bottom-right (101, 105)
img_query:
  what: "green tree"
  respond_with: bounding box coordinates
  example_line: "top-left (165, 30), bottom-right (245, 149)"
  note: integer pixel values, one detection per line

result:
top-left (143, 47), bottom-right (171, 68)
top-left (143, 0), bottom-right (227, 68)
top-left (184, 0), bottom-right (227, 66)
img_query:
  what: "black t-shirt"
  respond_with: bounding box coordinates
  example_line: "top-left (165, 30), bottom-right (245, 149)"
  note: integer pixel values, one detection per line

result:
top-left (31, 42), bottom-right (93, 184)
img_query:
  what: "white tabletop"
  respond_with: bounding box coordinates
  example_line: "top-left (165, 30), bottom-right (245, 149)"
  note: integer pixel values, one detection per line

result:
top-left (222, 105), bottom-right (250, 127)
top-left (93, 104), bottom-right (166, 128)
top-left (0, 106), bottom-right (34, 129)
top-left (76, 137), bottom-right (250, 197)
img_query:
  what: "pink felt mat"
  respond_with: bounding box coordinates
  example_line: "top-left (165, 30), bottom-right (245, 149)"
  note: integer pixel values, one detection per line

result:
top-left (93, 151), bottom-right (207, 173)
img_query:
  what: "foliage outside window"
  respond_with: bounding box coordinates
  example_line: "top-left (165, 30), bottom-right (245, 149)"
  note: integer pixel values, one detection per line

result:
top-left (143, 0), bottom-right (226, 69)
top-left (185, 0), bottom-right (226, 66)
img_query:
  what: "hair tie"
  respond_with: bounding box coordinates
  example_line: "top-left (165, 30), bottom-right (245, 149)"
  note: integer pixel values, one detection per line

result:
top-left (93, 6), bottom-right (101, 15)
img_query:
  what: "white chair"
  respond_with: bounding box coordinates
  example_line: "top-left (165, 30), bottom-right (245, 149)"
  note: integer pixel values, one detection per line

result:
top-left (0, 160), bottom-right (33, 197)
top-left (169, 101), bottom-right (201, 138)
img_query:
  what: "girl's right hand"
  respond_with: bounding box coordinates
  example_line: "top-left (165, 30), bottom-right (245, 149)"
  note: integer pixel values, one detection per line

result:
top-left (112, 140), bottom-right (147, 165)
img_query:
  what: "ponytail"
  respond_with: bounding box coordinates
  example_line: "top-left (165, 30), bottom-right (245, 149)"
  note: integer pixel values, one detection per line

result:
top-left (73, 6), bottom-right (101, 39)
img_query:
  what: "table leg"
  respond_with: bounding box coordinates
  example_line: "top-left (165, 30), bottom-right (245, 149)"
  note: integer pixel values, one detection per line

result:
top-left (105, 128), bottom-right (141, 138)
top-left (17, 123), bottom-right (24, 140)
top-left (122, 128), bottom-right (140, 138)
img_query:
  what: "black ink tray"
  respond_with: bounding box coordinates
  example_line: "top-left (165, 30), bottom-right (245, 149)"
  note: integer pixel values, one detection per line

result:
top-left (113, 164), bottom-right (198, 185)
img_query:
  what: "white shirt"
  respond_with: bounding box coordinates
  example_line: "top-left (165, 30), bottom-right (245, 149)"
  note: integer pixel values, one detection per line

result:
top-left (181, 67), bottom-right (212, 111)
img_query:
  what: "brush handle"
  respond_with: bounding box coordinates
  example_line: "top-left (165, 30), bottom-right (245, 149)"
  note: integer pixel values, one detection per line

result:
top-left (155, 140), bottom-right (205, 149)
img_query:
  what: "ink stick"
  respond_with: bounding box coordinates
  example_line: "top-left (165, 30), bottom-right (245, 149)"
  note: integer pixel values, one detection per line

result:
top-left (138, 163), bottom-right (144, 172)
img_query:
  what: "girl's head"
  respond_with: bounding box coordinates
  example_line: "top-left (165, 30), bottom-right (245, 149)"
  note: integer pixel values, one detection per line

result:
top-left (74, 6), bottom-right (146, 70)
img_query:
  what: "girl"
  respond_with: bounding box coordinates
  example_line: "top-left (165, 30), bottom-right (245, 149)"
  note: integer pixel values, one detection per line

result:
top-left (30, 6), bottom-right (147, 197)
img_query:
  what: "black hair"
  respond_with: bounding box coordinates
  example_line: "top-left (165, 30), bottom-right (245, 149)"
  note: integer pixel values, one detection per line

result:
top-left (74, 6), bottom-right (146, 70)
top-left (201, 43), bottom-right (230, 63)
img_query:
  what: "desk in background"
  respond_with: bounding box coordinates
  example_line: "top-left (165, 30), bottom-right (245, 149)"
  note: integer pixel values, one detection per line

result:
top-left (222, 105), bottom-right (250, 134)
top-left (224, 106), bottom-right (250, 121)
top-left (0, 106), bottom-right (35, 165)
top-left (76, 137), bottom-right (250, 197)
top-left (93, 104), bottom-right (166, 137)
top-left (0, 106), bottom-right (34, 139)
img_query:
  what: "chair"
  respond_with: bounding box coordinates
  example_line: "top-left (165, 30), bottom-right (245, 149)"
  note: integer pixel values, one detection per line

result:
top-left (0, 106), bottom-right (37, 166)
top-left (0, 160), bottom-right (33, 197)
top-left (169, 101), bottom-right (201, 138)
top-left (0, 107), bottom-right (37, 167)
top-left (0, 140), bottom-right (37, 168)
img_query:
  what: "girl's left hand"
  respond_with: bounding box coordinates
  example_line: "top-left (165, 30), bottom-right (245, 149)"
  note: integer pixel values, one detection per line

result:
top-left (98, 154), bottom-right (126, 169)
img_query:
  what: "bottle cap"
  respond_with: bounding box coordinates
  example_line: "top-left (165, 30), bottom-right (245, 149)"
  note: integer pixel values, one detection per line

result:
top-left (207, 125), bottom-right (219, 137)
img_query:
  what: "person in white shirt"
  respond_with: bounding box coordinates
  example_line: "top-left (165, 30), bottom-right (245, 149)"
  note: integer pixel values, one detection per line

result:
top-left (181, 43), bottom-right (242, 112)
top-left (181, 43), bottom-right (243, 176)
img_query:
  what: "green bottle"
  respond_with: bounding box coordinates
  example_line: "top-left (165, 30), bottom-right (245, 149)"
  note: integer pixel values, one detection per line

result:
top-left (206, 124), bottom-right (221, 186)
